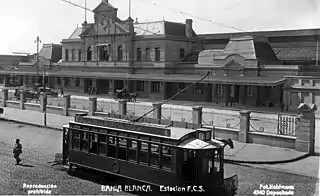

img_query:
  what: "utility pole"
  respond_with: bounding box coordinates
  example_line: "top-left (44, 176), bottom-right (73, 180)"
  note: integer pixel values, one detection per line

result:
top-left (42, 65), bottom-right (47, 126)
top-left (34, 36), bottom-right (41, 95)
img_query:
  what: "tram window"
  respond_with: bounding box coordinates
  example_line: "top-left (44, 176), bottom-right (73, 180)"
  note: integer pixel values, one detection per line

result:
top-left (161, 146), bottom-right (172, 169)
top-left (213, 150), bottom-right (221, 172)
top-left (91, 128), bottom-right (98, 132)
top-left (72, 124), bottom-right (81, 129)
top-left (80, 132), bottom-right (89, 151)
top-left (83, 126), bottom-right (90, 131)
top-left (139, 142), bottom-right (148, 164)
top-left (150, 144), bottom-right (160, 166)
top-left (89, 133), bottom-right (98, 154)
top-left (107, 136), bottom-right (116, 158)
top-left (99, 135), bottom-right (107, 156)
top-left (128, 140), bottom-right (137, 162)
top-left (72, 131), bottom-right (80, 149)
top-left (117, 138), bottom-right (127, 160)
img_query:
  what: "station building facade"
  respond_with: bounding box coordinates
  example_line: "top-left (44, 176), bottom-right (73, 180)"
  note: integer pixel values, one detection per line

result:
top-left (0, 0), bottom-right (319, 112)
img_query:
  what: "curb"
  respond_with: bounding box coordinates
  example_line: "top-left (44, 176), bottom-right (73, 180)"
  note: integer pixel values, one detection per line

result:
top-left (0, 117), bottom-right (61, 131)
top-left (223, 153), bottom-right (310, 164)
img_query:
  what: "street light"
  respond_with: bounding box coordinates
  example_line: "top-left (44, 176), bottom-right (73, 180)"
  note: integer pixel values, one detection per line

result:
top-left (42, 65), bottom-right (47, 127)
top-left (34, 36), bottom-right (41, 95)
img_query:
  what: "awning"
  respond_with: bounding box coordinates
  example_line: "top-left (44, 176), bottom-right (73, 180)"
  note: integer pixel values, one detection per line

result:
top-left (0, 70), bottom-right (286, 86)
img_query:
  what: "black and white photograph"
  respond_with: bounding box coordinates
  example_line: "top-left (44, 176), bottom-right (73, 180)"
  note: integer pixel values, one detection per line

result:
top-left (0, 0), bottom-right (319, 195)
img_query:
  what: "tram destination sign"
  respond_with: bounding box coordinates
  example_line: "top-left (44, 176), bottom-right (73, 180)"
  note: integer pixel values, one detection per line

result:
top-left (75, 116), bottom-right (171, 137)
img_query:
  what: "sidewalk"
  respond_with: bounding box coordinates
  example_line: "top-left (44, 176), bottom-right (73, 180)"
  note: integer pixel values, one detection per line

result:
top-left (0, 107), bottom-right (319, 179)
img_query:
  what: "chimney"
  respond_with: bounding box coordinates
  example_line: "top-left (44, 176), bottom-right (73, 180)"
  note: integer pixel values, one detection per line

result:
top-left (185, 19), bottom-right (193, 38)
top-left (102, 0), bottom-right (108, 3)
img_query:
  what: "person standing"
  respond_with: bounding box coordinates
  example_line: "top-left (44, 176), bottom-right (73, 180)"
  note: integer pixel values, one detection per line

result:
top-left (13, 139), bottom-right (22, 165)
top-left (60, 88), bottom-right (64, 97)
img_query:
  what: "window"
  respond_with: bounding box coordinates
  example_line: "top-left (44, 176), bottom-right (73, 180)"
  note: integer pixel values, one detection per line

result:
top-left (213, 150), bottom-right (221, 172)
top-left (128, 140), bottom-right (137, 161)
top-left (65, 49), bottom-right (69, 61)
top-left (57, 77), bottom-right (61, 85)
top-left (64, 78), bottom-right (69, 86)
top-left (89, 133), bottom-right (98, 154)
top-left (87, 47), bottom-right (92, 61)
top-left (194, 84), bottom-right (203, 94)
top-left (78, 50), bottom-right (82, 61)
top-left (146, 48), bottom-right (151, 61)
top-left (136, 48), bottom-right (142, 61)
top-left (72, 130), bottom-right (80, 149)
top-left (302, 80), bottom-right (310, 86)
top-left (117, 46), bottom-right (123, 61)
top-left (218, 84), bottom-right (224, 96)
top-left (155, 48), bottom-right (160, 61)
top-left (161, 146), bottom-right (172, 169)
top-left (80, 132), bottom-right (89, 151)
top-left (247, 86), bottom-right (253, 97)
top-left (179, 48), bottom-right (185, 60)
top-left (150, 144), bottom-right (160, 166)
top-left (107, 135), bottom-right (116, 158)
top-left (99, 46), bottom-right (109, 61)
top-left (137, 81), bottom-right (144, 92)
top-left (99, 135), bottom-right (107, 156)
top-left (151, 82), bottom-right (160, 93)
top-left (71, 49), bottom-right (75, 61)
top-left (117, 137), bottom-right (127, 160)
top-left (75, 78), bottom-right (80, 87)
top-left (139, 142), bottom-right (148, 164)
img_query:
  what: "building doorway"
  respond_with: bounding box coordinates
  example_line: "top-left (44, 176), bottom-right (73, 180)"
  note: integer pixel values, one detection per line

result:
top-left (84, 78), bottom-right (92, 93)
top-left (229, 85), bottom-right (240, 103)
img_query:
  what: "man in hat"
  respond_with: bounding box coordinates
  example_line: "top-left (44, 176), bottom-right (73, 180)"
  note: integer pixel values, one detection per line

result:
top-left (13, 139), bottom-right (22, 165)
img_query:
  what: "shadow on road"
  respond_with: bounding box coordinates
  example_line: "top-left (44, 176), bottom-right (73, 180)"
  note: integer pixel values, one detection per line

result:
top-left (18, 163), bottom-right (34, 168)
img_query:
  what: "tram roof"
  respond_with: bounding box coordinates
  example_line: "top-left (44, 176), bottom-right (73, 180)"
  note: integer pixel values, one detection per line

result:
top-left (72, 115), bottom-right (196, 140)
top-left (178, 138), bottom-right (224, 149)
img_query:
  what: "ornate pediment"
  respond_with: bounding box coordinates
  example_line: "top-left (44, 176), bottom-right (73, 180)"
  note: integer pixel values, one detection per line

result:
top-left (224, 59), bottom-right (244, 70)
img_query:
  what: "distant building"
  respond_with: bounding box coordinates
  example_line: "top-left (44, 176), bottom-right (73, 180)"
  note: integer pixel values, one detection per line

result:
top-left (0, 0), bottom-right (319, 114)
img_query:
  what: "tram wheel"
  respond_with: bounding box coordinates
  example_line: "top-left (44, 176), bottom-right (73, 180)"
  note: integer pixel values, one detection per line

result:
top-left (112, 162), bottom-right (120, 173)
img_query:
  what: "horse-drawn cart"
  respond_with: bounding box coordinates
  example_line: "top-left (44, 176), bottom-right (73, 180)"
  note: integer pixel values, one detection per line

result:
top-left (114, 89), bottom-right (137, 102)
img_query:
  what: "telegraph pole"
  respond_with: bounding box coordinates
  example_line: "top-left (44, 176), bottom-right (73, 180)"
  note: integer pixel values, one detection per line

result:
top-left (43, 65), bottom-right (47, 126)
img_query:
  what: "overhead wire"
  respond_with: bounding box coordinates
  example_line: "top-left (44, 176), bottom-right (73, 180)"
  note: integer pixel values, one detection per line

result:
top-left (61, 0), bottom-right (163, 36)
top-left (135, 0), bottom-right (249, 32)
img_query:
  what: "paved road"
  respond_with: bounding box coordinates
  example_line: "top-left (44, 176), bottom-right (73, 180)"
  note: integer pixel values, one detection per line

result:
top-left (0, 121), bottom-right (318, 196)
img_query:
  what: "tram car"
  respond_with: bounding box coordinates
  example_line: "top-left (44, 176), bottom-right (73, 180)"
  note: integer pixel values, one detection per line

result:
top-left (61, 113), bottom-right (238, 196)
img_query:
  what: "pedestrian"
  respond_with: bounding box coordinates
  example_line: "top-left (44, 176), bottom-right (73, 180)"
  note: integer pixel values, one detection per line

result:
top-left (60, 88), bottom-right (64, 97)
top-left (13, 139), bottom-right (22, 165)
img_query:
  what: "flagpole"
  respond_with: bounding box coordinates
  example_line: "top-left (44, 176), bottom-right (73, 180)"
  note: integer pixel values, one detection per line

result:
top-left (129, 0), bottom-right (131, 18)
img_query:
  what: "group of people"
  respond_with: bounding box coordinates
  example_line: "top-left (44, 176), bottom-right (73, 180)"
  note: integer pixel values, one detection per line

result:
top-left (88, 86), bottom-right (97, 95)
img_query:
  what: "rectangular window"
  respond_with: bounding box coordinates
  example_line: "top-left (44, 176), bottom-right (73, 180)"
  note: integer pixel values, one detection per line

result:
top-left (155, 48), bottom-right (160, 61)
top-left (75, 78), bottom-right (80, 87)
top-left (80, 132), bottom-right (89, 152)
top-left (136, 48), bottom-right (142, 61)
top-left (78, 50), bottom-right (82, 61)
top-left (302, 79), bottom-right (310, 86)
top-left (146, 48), bottom-right (151, 61)
top-left (89, 133), bottom-right (98, 154)
top-left (218, 85), bottom-right (224, 96)
top-left (117, 137), bottom-right (127, 160)
top-left (137, 81), bottom-right (144, 92)
top-left (151, 82), bottom-right (160, 93)
top-left (99, 135), bottom-right (107, 156)
top-left (107, 136), bottom-right (116, 158)
top-left (161, 146), bottom-right (172, 170)
top-left (57, 77), bottom-right (61, 85)
top-left (150, 144), bottom-right (160, 166)
top-left (64, 78), bottom-right (69, 86)
top-left (65, 49), bottom-right (69, 61)
top-left (139, 142), bottom-right (148, 164)
top-left (247, 86), bottom-right (253, 97)
top-left (72, 130), bottom-right (80, 149)
top-left (179, 48), bottom-right (185, 60)
top-left (213, 150), bottom-right (221, 172)
top-left (128, 140), bottom-right (137, 162)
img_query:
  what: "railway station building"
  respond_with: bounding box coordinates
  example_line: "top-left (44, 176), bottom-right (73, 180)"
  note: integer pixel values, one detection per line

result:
top-left (0, 0), bottom-right (319, 112)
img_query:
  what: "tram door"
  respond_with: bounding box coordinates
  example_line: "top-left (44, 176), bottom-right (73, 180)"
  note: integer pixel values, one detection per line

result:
top-left (62, 127), bottom-right (70, 164)
top-left (182, 149), bottom-right (198, 182)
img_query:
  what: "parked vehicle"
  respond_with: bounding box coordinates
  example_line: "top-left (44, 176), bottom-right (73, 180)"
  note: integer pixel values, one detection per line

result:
top-left (38, 87), bottom-right (58, 97)
top-left (61, 113), bottom-right (238, 196)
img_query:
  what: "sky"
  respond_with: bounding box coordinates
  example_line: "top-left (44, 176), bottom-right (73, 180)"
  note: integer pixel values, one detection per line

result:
top-left (0, 0), bottom-right (319, 55)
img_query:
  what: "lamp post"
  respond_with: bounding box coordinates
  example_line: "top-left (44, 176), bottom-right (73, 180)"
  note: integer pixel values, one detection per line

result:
top-left (34, 36), bottom-right (41, 95)
top-left (42, 65), bottom-right (47, 126)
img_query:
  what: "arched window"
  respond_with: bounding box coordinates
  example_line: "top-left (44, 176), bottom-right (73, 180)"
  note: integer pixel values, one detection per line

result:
top-left (117, 46), bottom-right (123, 61)
top-left (71, 49), bottom-right (75, 61)
top-left (78, 50), bottom-right (82, 61)
top-left (87, 47), bottom-right (92, 61)
top-left (65, 49), bottom-right (69, 61)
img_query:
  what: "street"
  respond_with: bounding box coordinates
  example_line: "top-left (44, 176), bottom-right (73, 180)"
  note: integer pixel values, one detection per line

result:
top-left (0, 121), bottom-right (318, 196)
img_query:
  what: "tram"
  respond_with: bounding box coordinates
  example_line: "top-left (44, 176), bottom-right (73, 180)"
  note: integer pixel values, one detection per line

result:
top-left (61, 113), bottom-right (238, 196)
